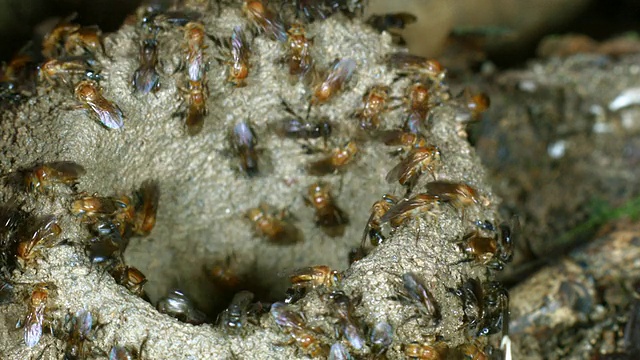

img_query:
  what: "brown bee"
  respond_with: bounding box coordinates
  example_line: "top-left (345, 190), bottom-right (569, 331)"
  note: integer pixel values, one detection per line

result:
top-left (242, 0), bottom-right (287, 42)
top-left (70, 194), bottom-right (128, 220)
top-left (245, 203), bottom-right (303, 244)
top-left (75, 80), bottom-right (124, 129)
top-left (355, 85), bottom-right (391, 130)
top-left (182, 22), bottom-right (208, 136)
top-left (288, 265), bottom-right (341, 290)
top-left (208, 255), bottom-right (242, 291)
top-left (16, 216), bottom-right (61, 262)
top-left (379, 193), bottom-right (441, 227)
top-left (132, 180), bottom-right (159, 236)
top-left (42, 20), bottom-right (81, 59)
top-left (425, 181), bottom-right (487, 218)
top-left (311, 58), bottom-right (356, 105)
top-left (404, 341), bottom-right (449, 359)
top-left (379, 130), bottom-right (427, 154)
top-left (463, 90), bottom-right (490, 121)
top-left (184, 22), bottom-right (206, 82)
top-left (22, 283), bottom-right (53, 348)
top-left (38, 59), bottom-right (89, 87)
top-left (305, 182), bottom-right (347, 236)
top-left (231, 121), bottom-right (259, 176)
top-left (327, 291), bottom-right (366, 350)
top-left (393, 272), bottom-right (440, 320)
top-left (19, 161), bottom-right (85, 193)
top-left (183, 80), bottom-right (208, 136)
top-left (226, 26), bottom-right (251, 87)
top-left (307, 141), bottom-right (358, 175)
top-left (286, 23), bottom-right (314, 78)
top-left (387, 52), bottom-right (444, 82)
top-left (386, 146), bottom-right (442, 193)
top-left (406, 82), bottom-right (431, 119)
top-left (458, 221), bottom-right (515, 270)
top-left (64, 26), bottom-right (107, 58)
top-left (111, 264), bottom-right (148, 299)
top-left (270, 302), bottom-right (328, 357)
top-left (361, 194), bottom-right (399, 248)
top-left (132, 39), bottom-right (160, 94)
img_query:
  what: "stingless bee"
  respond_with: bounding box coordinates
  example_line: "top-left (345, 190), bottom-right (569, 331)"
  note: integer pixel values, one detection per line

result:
top-left (245, 203), bottom-right (303, 244)
top-left (305, 182), bottom-right (347, 236)
top-left (385, 145), bottom-right (442, 193)
top-left (74, 80), bottom-right (124, 129)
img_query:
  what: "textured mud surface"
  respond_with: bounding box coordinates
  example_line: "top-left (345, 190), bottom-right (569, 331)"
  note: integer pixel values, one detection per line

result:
top-left (0, 3), bottom-right (500, 359)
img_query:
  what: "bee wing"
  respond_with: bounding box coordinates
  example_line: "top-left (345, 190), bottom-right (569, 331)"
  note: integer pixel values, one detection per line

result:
top-left (385, 151), bottom-right (427, 184)
top-left (307, 156), bottom-right (334, 176)
top-left (48, 161), bottom-right (86, 180)
top-left (378, 129), bottom-right (406, 145)
top-left (379, 195), bottom-right (435, 224)
top-left (88, 101), bottom-right (124, 130)
top-left (326, 58), bottom-right (356, 87)
top-left (24, 312), bottom-right (43, 347)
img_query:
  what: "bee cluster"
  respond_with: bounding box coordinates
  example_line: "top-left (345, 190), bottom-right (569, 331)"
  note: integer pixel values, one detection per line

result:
top-left (0, 0), bottom-right (509, 359)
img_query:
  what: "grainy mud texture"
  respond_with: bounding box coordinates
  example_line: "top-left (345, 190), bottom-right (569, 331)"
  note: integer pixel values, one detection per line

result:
top-left (0, 2), bottom-right (501, 359)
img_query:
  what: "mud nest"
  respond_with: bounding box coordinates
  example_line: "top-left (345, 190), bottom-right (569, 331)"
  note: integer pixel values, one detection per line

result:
top-left (0, 1), bottom-right (509, 359)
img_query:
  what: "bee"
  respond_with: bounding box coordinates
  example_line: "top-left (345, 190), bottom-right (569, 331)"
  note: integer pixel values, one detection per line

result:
top-left (405, 82), bottom-right (431, 122)
top-left (183, 80), bottom-right (208, 136)
top-left (245, 203), bottom-right (303, 244)
top-left (242, 0), bottom-right (287, 42)
top-left (361, 194), bottom-right (399, 248)
top-left (457, 223), bottom-right (514, 271)
top-left (327, 291), bottom-right (365, 350)
top-left (425, 181), bottom-right (487, 218)
top-left (64, 26), bottom-right (107, 58)
top-left (42, 20), bottom-right (81, 59)
top-left (404, 341), bottom-right (449, 359)
top-left (270, 302), bottom-right (328, 357)
top-left (275, 100), bottom-right (332, 144)
top-left (311, 58), bottom-right (356, 105)
top-left (387, 52), bottom-right (444, 82)
top-left (38, 59), bottom-right (90, 87)
top-left (307, 141), bottom-right (358, 176)
top-left (370, 322), bottom-right (393, 356)
top-left (219, 290), bottom-right (254, 331)
top-left (378, 130), bottom-right (427, 154)
top-left (132, 180), bottom-right (159, 236)
top-left (62, 309), bottom-right (94, 360)
top-left (71, 195), bottom-right (128, 220)
top-left (207, 255), bottom-right (242, 291)
top-left (86, 233), bottom-right (125, 266)
top-left (22, 283), bottom-right (52, 348)
top-left (75, 80), bottom-right (124, 129)
top-left (184, 22), bottom-right (206, 82)
top-left (156, 289), bottom-right (207, 325)
top-left (132, 39), bottom-right (160, 94)
top-left (16, 216), bottom-right (62, 263)
top-left (355, 85), bottom-right (391, 130)
top-left (394, 272), bottom-right (440, 320)
top-left (385, 145), bottom-right (442, 193)
top-left (111, 264), bottom-right (148, 299)
top-left (448, 279), bottom-right (509, 337)
top-left (464, 91), bottom-right (490, 120)
top-left (286, 23), bottom-right (314, 78)
top-left (231, 121), bottom-right (259, 176)
top-left (19, 161), bottom-right (85, 193)
top-left (288, 265), bottom-right (341, 290)
top-left (305, 182), bottom-right (347, 236)
top-left (379, 193), bottom-right (441, 228)
top-left (226, 26), bottom-right (251, 87)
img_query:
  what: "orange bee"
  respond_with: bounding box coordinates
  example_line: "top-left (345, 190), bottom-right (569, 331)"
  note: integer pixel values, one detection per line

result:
top-left (311, 58), bottom-right (356, 105)
top-left (286, 23), bottom-right (314, 78)
top-left (355, 85), bottom-right (391, 130)
top-left (74, 80), bottom-right (124, 129)
top-left (305, 182), bottom-right (347, 237)
top-left (288, 265), bottom-right (341, 290)
top-left (307, 141), bottom-right (358, 175)
top-left (16, 216), bottom-right (61, 262)
top-left (386, 146), bottom-right (442, 193)
top-left (245, 203), bottom-right (303, 244)
top-left (132, 180), bottom-right (159, 236)
top-left (19, 161), bottom-right (85, 193)
top-left (379, 193), bottom-right (441, 227)
top-left (361, 194), bottom-right (399, 248)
